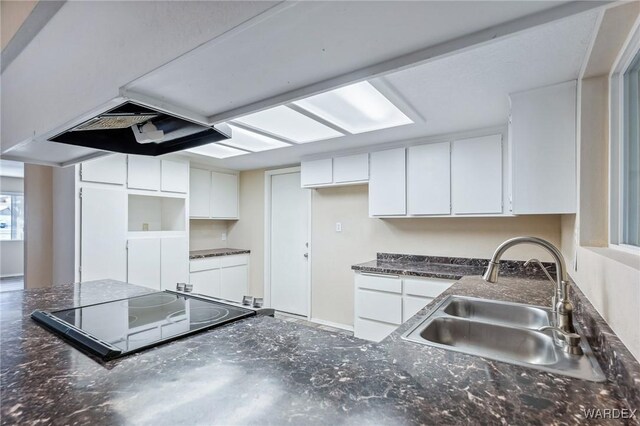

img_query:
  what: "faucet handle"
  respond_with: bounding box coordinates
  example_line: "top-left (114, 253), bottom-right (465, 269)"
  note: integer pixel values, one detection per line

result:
top-left (524, 258), bottom-right (556, 284)
top-left (538, 326), bottom-right (583, 355)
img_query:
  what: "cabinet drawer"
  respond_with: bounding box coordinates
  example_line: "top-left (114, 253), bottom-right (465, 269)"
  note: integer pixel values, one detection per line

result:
top-left (189, 257), bottom-right (221, 272)
top-left (356, 289), bottom-right (402, 324)
top-left (355, 273), bottom-right (401, 293)
top-left (404, 278), bottom-right (454, 298)
top-left (220, 254), bottom-right (249, 268)
top-left (354, 318), bottom-right (398, 342)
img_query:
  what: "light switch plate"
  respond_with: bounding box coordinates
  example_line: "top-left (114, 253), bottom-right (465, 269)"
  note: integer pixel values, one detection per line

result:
top-left (335, 222), bottom-right (342, 232)
top-left (221, 232), bottom-right (227, 241)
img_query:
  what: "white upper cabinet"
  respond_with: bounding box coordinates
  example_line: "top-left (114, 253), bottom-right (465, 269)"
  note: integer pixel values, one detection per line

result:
top-left (189, 168), bottom-right (239, 219)
top-left (161, 160), bottom-right (189, 193)
top-left (509, 80), bottom-right (577, 214)
top-left (127, 156), bottom-right (160, 191)
top-left (210, 171), bottom-right (239, 219)
top-left (369, 148), bottom-right (406, 216)
top-left (189, 168), bottom-right (211, 218)
top-left (301, 159), bottom-right (333, 187)
top-left (451, 135), bottom-right (503, 215)
top-left (407, 142), bottom-right (451, 215)
top-left (80, 154), bottom-right (126, 185)
top-left (334, 153), bottom-right (369, 184)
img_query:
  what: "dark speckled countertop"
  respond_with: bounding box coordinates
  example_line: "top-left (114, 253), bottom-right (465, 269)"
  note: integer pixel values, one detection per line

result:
top-left (189, 248), bottom-right (250, 259)
top-left (2, 270), bottom-right (639, 424)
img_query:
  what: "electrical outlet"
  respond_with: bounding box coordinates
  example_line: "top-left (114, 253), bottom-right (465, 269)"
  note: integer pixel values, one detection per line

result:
top-left (335, 222), bottom-right (342, 232)
top-left (221, 232), bottom-right (227, 241)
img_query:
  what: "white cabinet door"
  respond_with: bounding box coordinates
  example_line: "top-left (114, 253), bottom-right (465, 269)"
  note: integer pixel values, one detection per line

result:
top-left (369, 148), bottom-right (406, 216)
top-left (334, 154), bottom-right (369, 184)
top-left (403, 295), bottom-right (432, 322)
top-left (210, 172), bottom-right (238, 219)
top-left (189, 168), bottom-right (211, 218)
top-left (407, 142), bottom-right (451, 215)
top-left (160, 237), bottom-right (188, 291)
top-left (510, 80), bottom-right (577, 214)
top-left (127, 156), bottom-right (161, 191)
top-left (301, 159), bottom-right (332, 187)
top-left (189, 269), bottom-right (221, 298)
top-left (354, 318), bottom-right (398, 342)
top-left (220, 265), bottom-right (248, 303)
top-left (451, 135), bottom-right (503, 214)
top-left (81, 154), bottom-right (126, 185)
top-left (161, 160), bottom-right (189, 193)
top-left (127, 238), bottom-right (161, 289)
top-left (80, 187), bottom-right (127, 282)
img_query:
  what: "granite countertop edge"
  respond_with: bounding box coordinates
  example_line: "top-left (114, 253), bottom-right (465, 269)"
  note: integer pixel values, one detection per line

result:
top-left (189, 248), bottom-right (250, 259)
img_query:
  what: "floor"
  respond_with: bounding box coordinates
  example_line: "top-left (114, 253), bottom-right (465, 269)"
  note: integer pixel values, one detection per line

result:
top-left (0, 276), bottom-right (24, 293)
top-left (274, 312), bottom-right (353, 337)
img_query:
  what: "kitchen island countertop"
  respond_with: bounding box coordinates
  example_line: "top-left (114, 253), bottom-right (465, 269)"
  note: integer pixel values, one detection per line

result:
top-left (1, 275), bottom-right (639, 425)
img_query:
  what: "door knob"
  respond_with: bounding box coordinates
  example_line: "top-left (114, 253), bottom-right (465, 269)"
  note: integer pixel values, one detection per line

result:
top-left (303, 253), bottom-right (309, 258)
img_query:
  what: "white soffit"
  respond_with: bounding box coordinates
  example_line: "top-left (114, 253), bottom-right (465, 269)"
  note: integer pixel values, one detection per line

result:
top-left (187, 9), bottom-right (599, 170)
top-left (123, 1), bottom-right (575, 120)
top-left (0, 160), bottom-right (25, 178)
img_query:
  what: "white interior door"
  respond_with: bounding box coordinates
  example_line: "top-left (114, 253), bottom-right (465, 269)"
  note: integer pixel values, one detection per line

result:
top-left (269, 171), bottom-right (309, 316)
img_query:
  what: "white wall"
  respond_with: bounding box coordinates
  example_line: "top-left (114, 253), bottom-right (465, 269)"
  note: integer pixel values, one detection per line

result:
top-left (0, 176), bottom-right (24, 278)
top-left (560, 3), bottom-right (640, 361)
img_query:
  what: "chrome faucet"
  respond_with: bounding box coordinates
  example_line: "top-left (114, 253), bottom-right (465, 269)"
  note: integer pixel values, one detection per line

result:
top-left (483, 236), bottom-right (575, 334)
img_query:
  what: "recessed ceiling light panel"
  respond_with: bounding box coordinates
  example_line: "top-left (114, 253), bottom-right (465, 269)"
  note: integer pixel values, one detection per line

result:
top-left (233, 106), bottom-right (343, 143)
top-left (293, 81), bottom-right (413, 134)
top-left (186, 143), bottom-right (247, 159)
top-left (223, 124), bottom-right (291, 152)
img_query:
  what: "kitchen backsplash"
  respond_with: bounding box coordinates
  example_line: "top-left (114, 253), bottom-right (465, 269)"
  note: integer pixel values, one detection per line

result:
top-left (189, 220), bottom-right (229, 251)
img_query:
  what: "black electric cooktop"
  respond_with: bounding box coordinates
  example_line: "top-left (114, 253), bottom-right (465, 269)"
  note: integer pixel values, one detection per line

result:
top-left (31, 291), bottom-right (257, 361)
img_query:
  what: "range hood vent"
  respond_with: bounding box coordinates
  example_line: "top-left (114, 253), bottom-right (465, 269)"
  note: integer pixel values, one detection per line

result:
top-left (49, 102), bottom-right (228, 156)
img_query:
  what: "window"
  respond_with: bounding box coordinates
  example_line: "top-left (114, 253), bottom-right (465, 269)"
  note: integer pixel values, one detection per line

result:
top-left (611, 26), bottom-right (640, 250)
top-left (622, 51), bottom-right (640, 247)
top-left (0, 193), bottom-right (24, 241)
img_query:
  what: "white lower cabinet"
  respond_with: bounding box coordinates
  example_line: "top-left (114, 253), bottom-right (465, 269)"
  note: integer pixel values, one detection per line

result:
top-left (161, 237), bottom-right (189, 291)
top-left (354, 273), bottom-right (454, 342)
top-left (189, 255), bottom-right (249, 303)
top-left (190, 269), bottom-right (221, 297)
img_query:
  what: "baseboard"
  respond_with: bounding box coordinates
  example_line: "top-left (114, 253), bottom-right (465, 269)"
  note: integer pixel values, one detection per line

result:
top-left (309, 317), bottom-right (354, 332)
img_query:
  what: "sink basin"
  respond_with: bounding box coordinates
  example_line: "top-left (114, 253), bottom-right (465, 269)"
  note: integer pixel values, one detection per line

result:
top-left (402, 295), bottom-right (606, 382)
top-left (443, 297), bottom-right (551, 329)
top-left (420, 317), bottom-right (557, 365)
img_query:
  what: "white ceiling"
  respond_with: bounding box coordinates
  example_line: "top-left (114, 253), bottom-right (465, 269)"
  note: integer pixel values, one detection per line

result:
top-left (0, 159), bottom-right (24, 178)
top-left (175, 8), bottom-right (598, 170)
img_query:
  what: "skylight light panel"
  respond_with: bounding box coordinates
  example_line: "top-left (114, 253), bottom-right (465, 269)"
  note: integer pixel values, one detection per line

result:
top-left (233, 106), bottom-right (343, 143)
top-left (293, 81), bottom-right (413, 134)
top-left (223, 124), bottom-right (291, 152)
top-left (186, 143), bottom-right (247, 159)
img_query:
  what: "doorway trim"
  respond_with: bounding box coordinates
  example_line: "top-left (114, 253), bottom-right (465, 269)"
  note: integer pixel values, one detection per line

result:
top-left (263, 167), bottom-right (312, 318)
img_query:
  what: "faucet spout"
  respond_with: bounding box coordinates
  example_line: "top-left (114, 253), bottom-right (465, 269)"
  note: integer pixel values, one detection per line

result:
top-left (483, 236), bottom-right (574, 333)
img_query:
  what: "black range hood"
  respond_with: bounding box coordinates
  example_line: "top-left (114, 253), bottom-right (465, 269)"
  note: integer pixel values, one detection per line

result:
top-left (49, 102), bottom-right (229, 156)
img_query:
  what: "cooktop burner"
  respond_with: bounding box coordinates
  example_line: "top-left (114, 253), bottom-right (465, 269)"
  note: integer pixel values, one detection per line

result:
top-left (31, 291), bottom-right (258, 361)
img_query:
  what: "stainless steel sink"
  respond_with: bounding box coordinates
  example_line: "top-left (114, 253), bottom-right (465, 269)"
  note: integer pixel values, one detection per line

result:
top-left (443, 297), bottom-right (551, 329)
top-left (402, 295), bottom-right (606, 382)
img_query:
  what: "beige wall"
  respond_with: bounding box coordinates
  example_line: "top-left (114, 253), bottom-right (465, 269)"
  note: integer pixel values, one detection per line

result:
top-left (24, 164), bottom-right (53, 289)
top-left (227, 169), bottom-right (265, 297)
top-left (311, 185), bottom-right (562, 326)
top-left (560, 3), bottom-right (640, 360)
top-left (189, 220), bottom-right (229, 251)
top-left (1, 0), bottom-right (37, 50)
